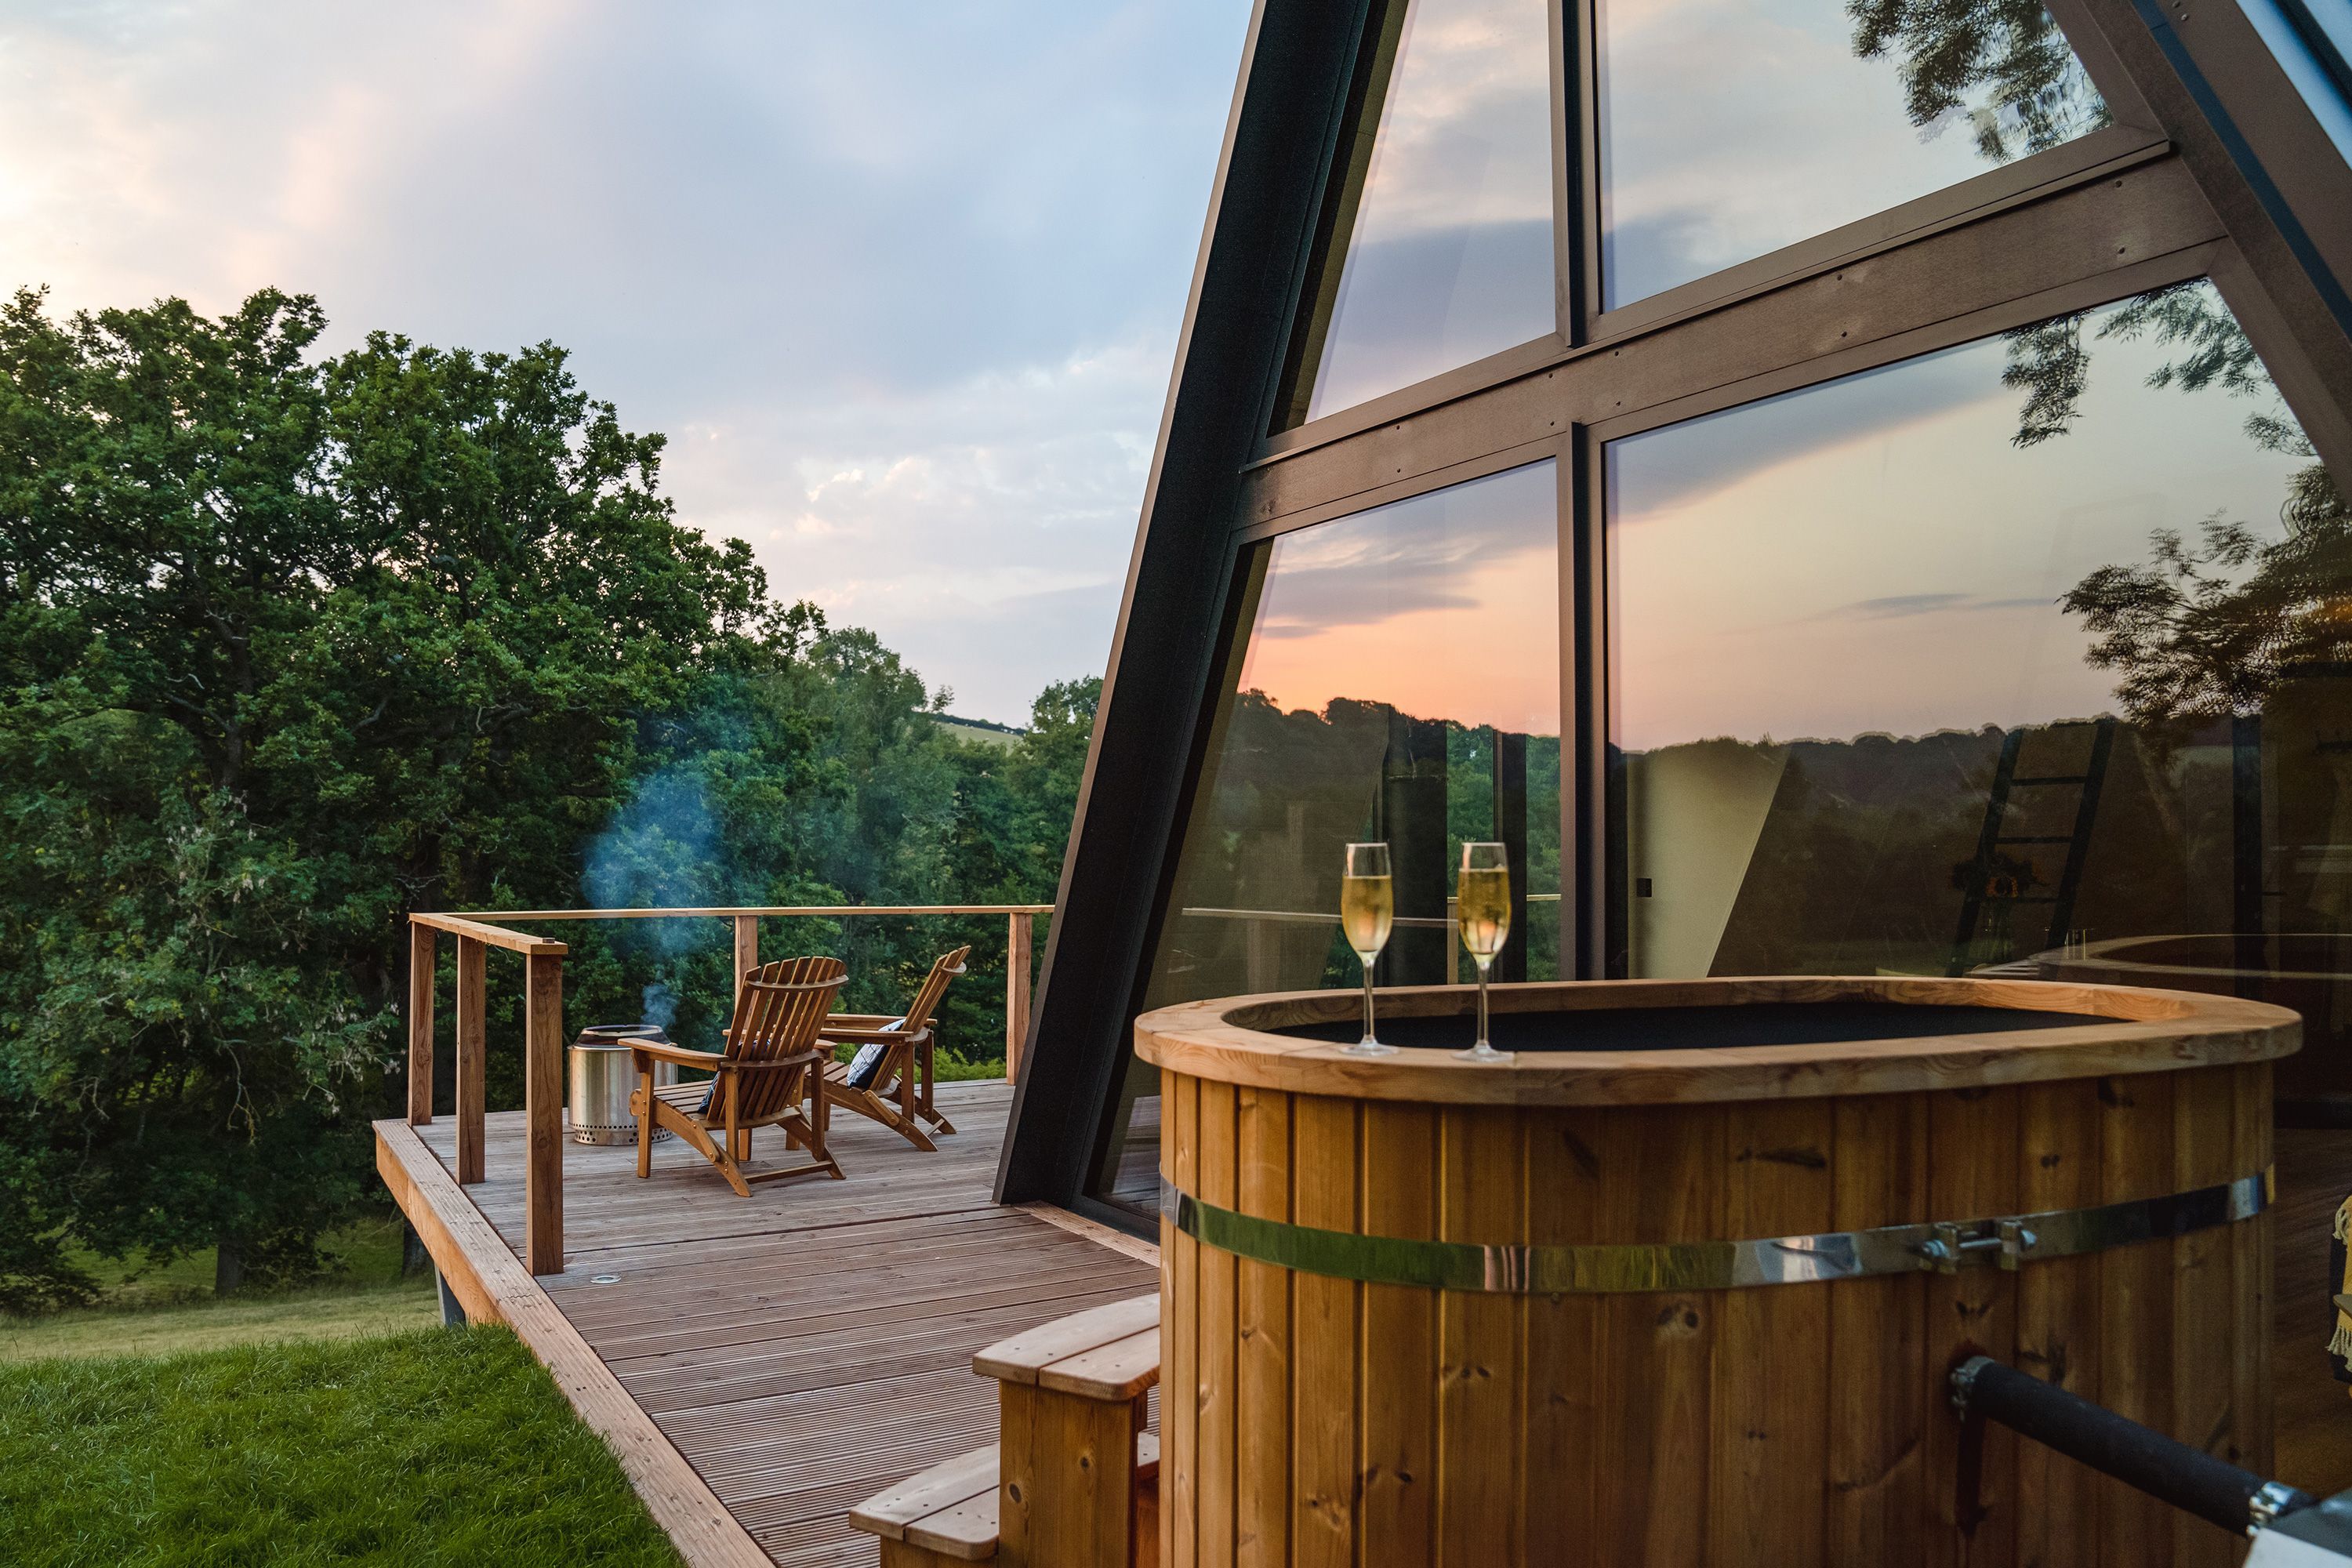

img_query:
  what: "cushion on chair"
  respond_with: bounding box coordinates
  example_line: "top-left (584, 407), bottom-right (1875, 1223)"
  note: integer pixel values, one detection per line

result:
top-left (844, 1019), bottom-right (906, 1090)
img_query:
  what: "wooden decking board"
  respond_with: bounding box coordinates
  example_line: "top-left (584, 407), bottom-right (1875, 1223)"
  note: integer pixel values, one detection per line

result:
top-left (587, 1261), bottom-right (1156, 1363)
top-left (394, 1080), bottom-right (1158, 1566)
top-left (619, 1284), bottom-right (1156, 1414)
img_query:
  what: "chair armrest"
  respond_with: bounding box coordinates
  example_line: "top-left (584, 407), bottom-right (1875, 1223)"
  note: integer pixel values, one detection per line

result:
top-left (629, 1040), bottom-right (725, 1071)
top-left (627, 1042), bottom-right (820, 1075)
top-left (826, 1012), bottom-right (905, 1028)
top-left (822, 1025), bottom-right (922, 1046)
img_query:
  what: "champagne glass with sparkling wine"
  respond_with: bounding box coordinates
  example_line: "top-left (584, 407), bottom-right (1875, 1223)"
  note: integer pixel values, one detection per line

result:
top-left (1340, 843), bottom-right (1396, 1056)
top-left (1454, 842), bottom-right (1512, 1062)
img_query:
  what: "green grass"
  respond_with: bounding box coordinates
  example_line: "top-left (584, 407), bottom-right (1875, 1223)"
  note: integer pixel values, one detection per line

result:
top-left (0, 1276), bottom-right (440, 1362)
top-left (0, 1326), bottom-right (684, 1567)
top-left (56, 1213), bottom-right (418, 1312)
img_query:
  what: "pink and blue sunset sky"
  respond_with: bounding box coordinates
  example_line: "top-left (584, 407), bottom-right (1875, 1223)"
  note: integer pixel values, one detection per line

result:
top-left (0, 0), bottom-right (1250, 723)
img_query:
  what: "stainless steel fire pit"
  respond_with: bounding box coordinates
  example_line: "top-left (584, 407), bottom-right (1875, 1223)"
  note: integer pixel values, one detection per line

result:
top-left (568, 1025), bottom-right (681, 1145)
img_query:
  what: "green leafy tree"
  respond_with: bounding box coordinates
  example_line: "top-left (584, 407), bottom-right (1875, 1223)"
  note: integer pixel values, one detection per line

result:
top-left (0, 288), bottom-right (776, 1305)
top-left (1997, 280), bottom-right (2352, 733)
top-left (0, 284), bottom-right (1102, 1312)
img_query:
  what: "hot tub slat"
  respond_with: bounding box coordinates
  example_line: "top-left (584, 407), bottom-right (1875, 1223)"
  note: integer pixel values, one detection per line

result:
top-left (1185, 1075), bottom-right (1229, 1568)
top-left (1291, 1093), bottom-right (1355, 1566)
top-left (1436, 1105), bottom-right (1523, 1563)
top-left (1828, 1092), bottom-right (1931, 1561)
top-left (2098, 1067), bottom-right (2176, 1564)
top-left (1234, 1084), bottom-right (1290, 1565)
top-left (2231, 1065), bottom-right (2274, 1481)
top-left (1359, 1102), bottom-right (1437, 1566)
top-left (1163, 1073), bottom-right (1199, 1568)
top-left (2172, 1070), bottom-right (2241, 1568)
top-left (2016, 1078), bottom-right (2103, 1568)
top-left (1926, 1081), bottom-right (2024, 1565)
top-left (1716, 1098), bottom-right (1835, 1564)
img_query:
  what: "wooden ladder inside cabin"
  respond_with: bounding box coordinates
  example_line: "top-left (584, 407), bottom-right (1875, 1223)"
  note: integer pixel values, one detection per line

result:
top-left (1948, 716), bottom-right (2117, 975)
top-left (850, 1294), bottom-right (1161, 1566)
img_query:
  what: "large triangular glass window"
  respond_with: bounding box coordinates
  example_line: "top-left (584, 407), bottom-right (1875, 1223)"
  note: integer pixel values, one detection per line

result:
top-left (1598, 0), bottom-right (2112, 310)
top-left (1279, 0), bottom-right (1559, 430)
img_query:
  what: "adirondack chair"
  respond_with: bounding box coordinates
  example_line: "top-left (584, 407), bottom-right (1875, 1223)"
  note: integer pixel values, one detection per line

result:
top-left (627, 956), bottom-right (848, 1197)
top-left (820, 946), bottom-right (969, 1153)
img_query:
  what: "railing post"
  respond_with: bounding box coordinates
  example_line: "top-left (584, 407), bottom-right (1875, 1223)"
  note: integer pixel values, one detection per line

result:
top-left (407, 923), bottom-right (437, 1125)
top-left (524, 949), bottom-right (565, 1275)
top-left (456, 935), bottom-right (487, 1185)
top-left (1007, 911), bottom-right (1033, 1083)
top-left (734, 913), bottom-right (759, 998)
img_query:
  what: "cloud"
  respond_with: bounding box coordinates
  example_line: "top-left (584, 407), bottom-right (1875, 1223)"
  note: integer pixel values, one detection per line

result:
top-left (0, 0), bottom-right (1251, 722)
top-left (1824, 591), bottom-right (2053, 620)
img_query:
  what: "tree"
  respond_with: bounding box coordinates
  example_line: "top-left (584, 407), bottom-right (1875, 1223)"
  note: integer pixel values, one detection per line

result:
top-left (0, 288), bottom-right (775, 1304)
top-left (0, 285), bottom-right (1104, 1312)
top-left (1994, 279), bottom-right (2352, 734)
top-left (1849, 0), bottom-right (2107, 163)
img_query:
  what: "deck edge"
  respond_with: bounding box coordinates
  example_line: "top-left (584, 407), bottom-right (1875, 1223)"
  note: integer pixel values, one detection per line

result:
top-left (374, 1118), bottom-right (775, 1568)
top-left (1015, 1200), bottom-right (1162, 1267)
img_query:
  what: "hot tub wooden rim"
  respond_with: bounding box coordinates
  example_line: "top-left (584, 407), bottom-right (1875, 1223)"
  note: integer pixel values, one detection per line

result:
top-left (1132, 975), bottom-right (2301, 1105)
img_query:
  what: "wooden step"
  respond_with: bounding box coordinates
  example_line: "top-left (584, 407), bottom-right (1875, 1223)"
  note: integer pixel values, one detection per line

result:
top-left (972, 1290), bottom-right (1160, 1400)
top-left (849, 1433), bottom-right (1161, 1566)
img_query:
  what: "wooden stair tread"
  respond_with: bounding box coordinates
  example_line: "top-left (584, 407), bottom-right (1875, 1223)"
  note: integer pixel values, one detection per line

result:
top-left (1037, 1325), bottom-right (1160, 1401)
top-left (848, 1433), bottom-right (1161, 1561)
top-left (971, 1292), bottom-right (1160, 1396)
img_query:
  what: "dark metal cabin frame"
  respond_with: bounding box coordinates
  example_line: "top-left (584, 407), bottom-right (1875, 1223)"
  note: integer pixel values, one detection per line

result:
top-left (995, 0), bottom-right (2352, 1225)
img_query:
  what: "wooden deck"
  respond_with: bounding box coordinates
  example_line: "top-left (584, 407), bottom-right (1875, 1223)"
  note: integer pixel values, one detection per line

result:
top-left (382, 1080), bottom-right (1158, 1567)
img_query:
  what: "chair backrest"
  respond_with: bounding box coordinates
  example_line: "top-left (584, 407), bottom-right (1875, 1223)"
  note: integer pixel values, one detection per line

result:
top-left (724, 955), bottom-right (848, 1123)
top-left (899, 946), bottom-right (971, 1038)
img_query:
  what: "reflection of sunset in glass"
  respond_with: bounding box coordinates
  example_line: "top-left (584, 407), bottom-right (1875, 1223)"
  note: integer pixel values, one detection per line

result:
top-left (1609, 304), bottom-right (2309, 753)
top-left (1236, 461), bottom-right (1560, 736)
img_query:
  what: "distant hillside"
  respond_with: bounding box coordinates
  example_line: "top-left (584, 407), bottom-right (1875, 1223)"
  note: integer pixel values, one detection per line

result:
top-left (933, 713), bottom-right (1025, 750)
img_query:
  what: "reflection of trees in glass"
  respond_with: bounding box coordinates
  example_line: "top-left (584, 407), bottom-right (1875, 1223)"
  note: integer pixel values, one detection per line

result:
top-left (1151, 690), bottom-right (1562, 1003)
top-left (1849, 0), bottom-right (2108, 162)
top-left (2004, 281), bottom-right (2352, 733)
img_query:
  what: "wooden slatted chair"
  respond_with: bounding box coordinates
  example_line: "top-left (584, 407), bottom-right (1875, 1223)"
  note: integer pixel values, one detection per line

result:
top-left (820, 945), bottom-right (969, 1153)
top-left (626, 956), bottom-right (848, 1197)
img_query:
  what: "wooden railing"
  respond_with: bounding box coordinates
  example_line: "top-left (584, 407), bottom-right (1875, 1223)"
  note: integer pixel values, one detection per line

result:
top-left (404, 904), bottom-right (1051, 1276)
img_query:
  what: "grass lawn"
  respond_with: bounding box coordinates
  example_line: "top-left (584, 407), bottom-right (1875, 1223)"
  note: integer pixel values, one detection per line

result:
top-left (0, 1276), bottom-right (440, 1362)
top-left (0, 1325), bottom-right (682, 1566)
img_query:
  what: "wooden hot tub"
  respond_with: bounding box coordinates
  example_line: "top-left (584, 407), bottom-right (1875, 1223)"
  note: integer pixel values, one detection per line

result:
top-left (1136, 976), bottom-right (2300, 1567)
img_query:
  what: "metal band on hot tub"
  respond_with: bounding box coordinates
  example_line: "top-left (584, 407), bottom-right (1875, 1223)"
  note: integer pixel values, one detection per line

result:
top-left (1159, 1167), bottom-right (2273, 1293)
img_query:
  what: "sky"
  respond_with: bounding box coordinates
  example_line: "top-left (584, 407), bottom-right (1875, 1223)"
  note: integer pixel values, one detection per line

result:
top-left (1237, 458), bottom-right (1559, 737)
top-left (1304, 0), bottom-right (1553, 421)
top-left (1609, 285), bottom-right (2312, 751)
top-left (0, 0), bottom-right (1251, 724)
top-left (1596, 0), bottom-right (2106, 307)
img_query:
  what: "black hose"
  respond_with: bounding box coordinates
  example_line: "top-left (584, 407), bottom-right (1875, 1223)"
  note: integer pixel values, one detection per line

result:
top-left (1953, 1356), bottom-right (2310, 1534)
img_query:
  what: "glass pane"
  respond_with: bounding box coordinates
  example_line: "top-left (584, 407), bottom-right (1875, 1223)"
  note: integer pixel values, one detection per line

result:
top-left (1597, 0), bottom-right (2110, 309)
top-left (2237, 0), bottom-right (2352, 169)
top-left (1091, 460), bottom-right (1563, 1213)
top-left (1283, 0), bottom-right (1557, 428)
top-left (1606, 280), bottom-right (2352, 1479)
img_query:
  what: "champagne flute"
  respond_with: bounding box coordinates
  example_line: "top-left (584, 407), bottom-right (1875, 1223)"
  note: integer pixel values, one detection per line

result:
top-left (1454, 842), bottom-right (1512, 1062)
top-left (1340, 843), bottom-right (1396, 1056)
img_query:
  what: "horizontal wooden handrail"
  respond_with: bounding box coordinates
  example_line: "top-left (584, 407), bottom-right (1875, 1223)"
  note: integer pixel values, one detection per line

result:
top-left (458, 904), bottom-right (1052, 920)
top-left (410, 911), bottom-right (568, 955)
